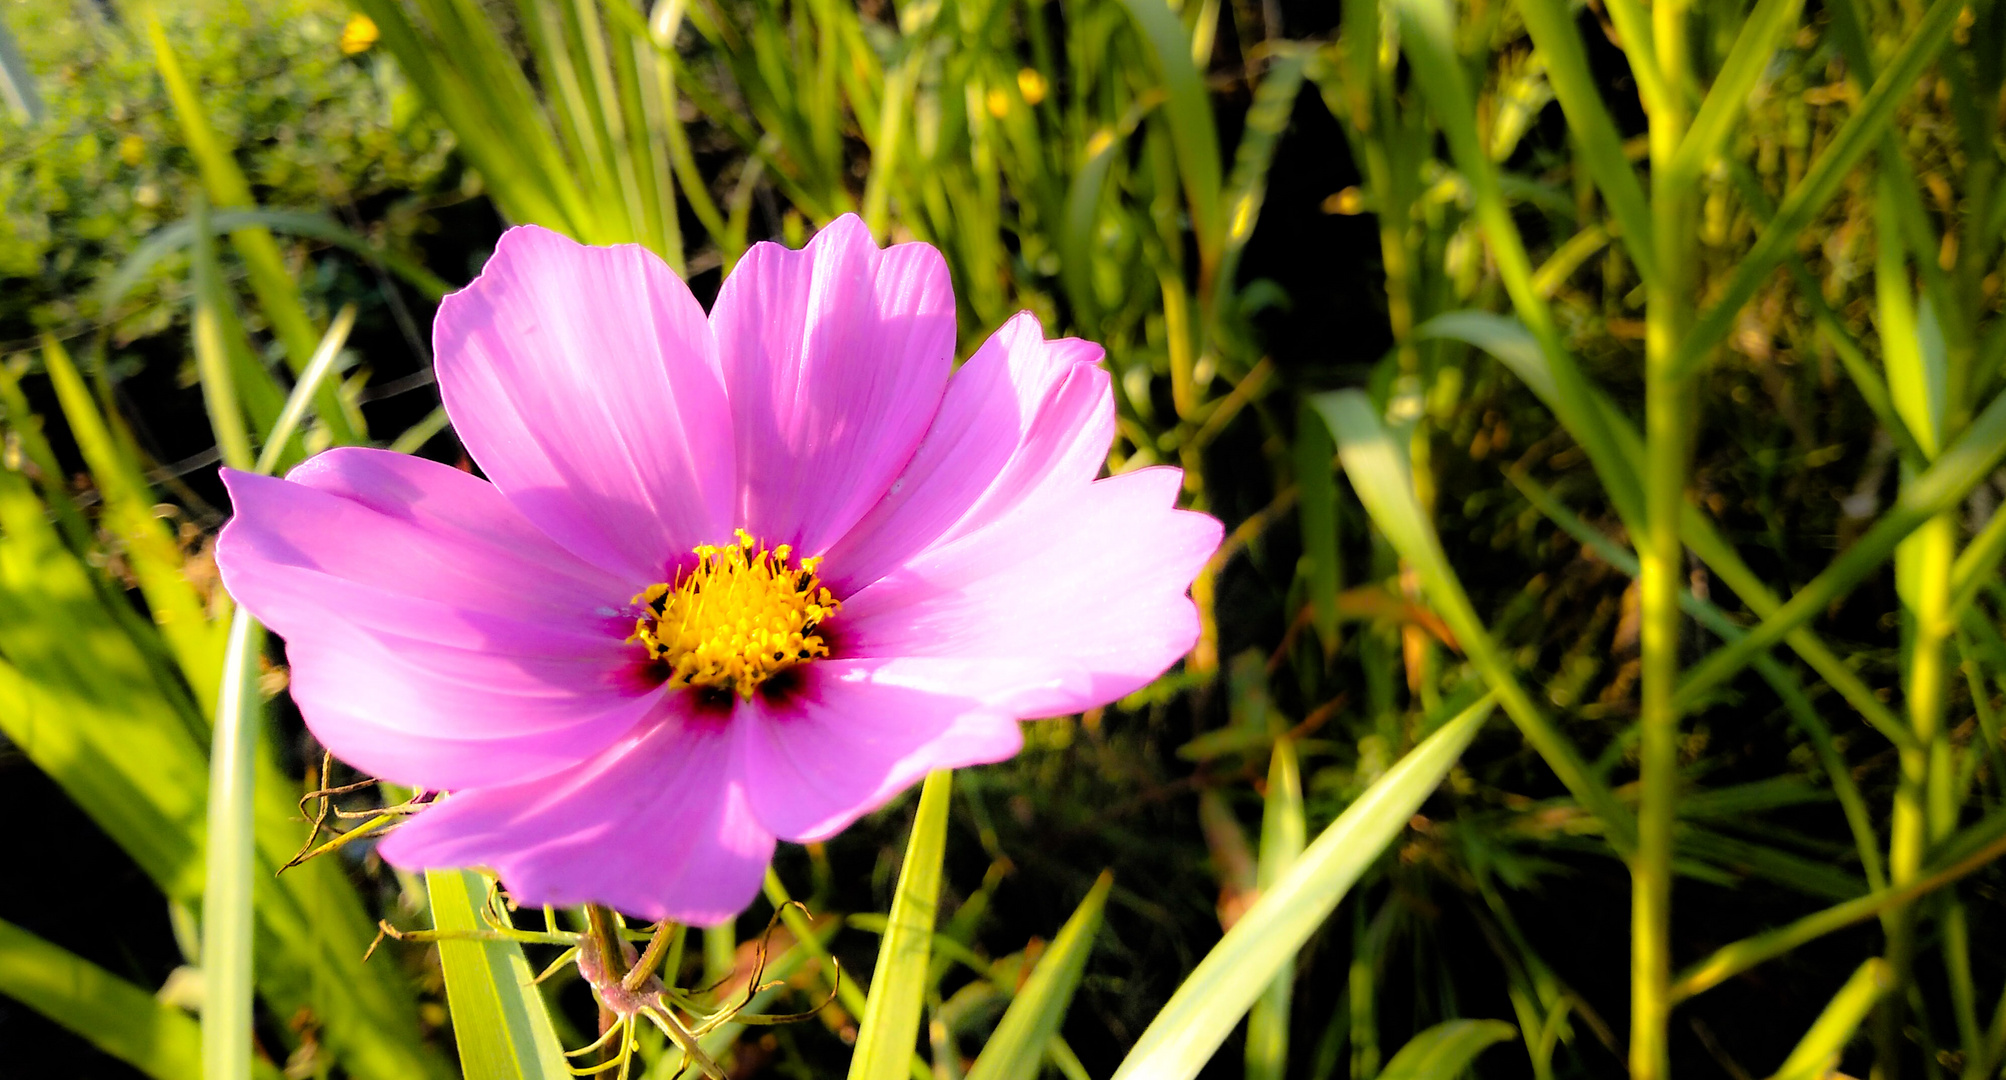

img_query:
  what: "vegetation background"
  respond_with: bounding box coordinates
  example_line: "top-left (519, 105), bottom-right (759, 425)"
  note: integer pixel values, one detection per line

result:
top-left (3, 0), bottom-right (2004, 1077)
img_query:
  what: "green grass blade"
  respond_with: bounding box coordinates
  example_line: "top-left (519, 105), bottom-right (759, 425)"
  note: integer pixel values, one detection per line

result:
top-left (1766, 960), bottom-right (1892, 1080)
top-left (1676, 386), bottom-right (2006, 709)
top-left (1420, 311), bottom-right (1915, 748)
top-left (1110, 696), bottom-right (1494, 1080)
top-left (191, 198), bottom-right (257, 473)
top-left (1513, 0), bottom-right (1657, 285)
top-left (1312, 389), bottom-right (1636, 853)
top-left (141, 4), bottom-right (360, 444)
top-left (39, 334), bottom-right (227, 711)
top-left (428, 869), bottom-right (569, 1080)
top-left (1387, 0), bottom-right (1644, 534)
top-left (1246, 737), bottom-right (1306, 1080)
top-left (964, 871), bottom-right (1114, 1080)
top-left (849, 769), bottom-right (954, 1080)
top-left (256, 304), bottom-right (357, 475)
top-left (1117, 0), bottom-right (1224, 271)
top-left (100, 210), bottom-right (454, 317)
top-left (0, 916), bottom-right (282, 1080)
top-left (1673, 0), bottom-right (1962, 378)
top-left (1666, 0), bottom-right (1806, 188)
top-left (1377, 1020), bottom-right (1517, 1080)
top-left (1217, 49), bottom-right (1307, 317)
top-left (1295, 399), bottom-right (1342, 654)
top-left (203, 608), bottom-right (265, 1080)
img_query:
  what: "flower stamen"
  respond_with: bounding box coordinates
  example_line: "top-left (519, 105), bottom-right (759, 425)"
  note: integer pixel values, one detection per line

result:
top-left (630, 530), bottom-right (839, 698)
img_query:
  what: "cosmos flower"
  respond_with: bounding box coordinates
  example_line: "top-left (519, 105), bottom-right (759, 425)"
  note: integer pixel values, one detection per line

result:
top-left (216, 216), bottom-right (1221, 924)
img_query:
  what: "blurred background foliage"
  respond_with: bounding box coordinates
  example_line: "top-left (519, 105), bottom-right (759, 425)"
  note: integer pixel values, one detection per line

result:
top-left (4, 0), bottom-right (2006, 1076)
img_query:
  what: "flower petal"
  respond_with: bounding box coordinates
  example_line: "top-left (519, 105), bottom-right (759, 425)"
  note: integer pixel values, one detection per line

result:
top-left (711, 214), bottom-right (956, 555)
top-left (378, 705), bottom-right (774, 926)
top-left (834, 467), bottom-right (1221, 717)
top-left (820, 311), bottom-right (1113, 594)
top-left (734, 660), bottom-right (1024, 842)
top-left (436, 225), bottom-right (734, 583)
top-left (217, 453), bottom-right (658, 789)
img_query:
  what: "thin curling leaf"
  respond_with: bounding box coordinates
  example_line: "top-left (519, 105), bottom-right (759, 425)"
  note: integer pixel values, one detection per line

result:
top-left (0, 917), bottom-right (281, 1080)
top-left (1109, 695), bottom-right (1494, 1080)
top-left (1313, 389), bottom-right (1636, 853)
top-left (1377, 1020), bottom-right (1517, 1080)
top-left (1766, 961), bottom-right (1891, 1080)
top-left (848, 770), bottom-right (953, 1080)
top-left (965, 871), bottom-right (1114, 1080)
top-left (428, 870), bottom-right (569, 1080)
top-left (202, 609), bottom-right (264, 1080)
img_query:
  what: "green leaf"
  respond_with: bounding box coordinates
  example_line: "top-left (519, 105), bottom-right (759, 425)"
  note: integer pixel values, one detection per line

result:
top-left (1765, 961), bottom-right (1891, 1080)
top-left (849, 770), bottom-right (953, 1080)
top-left (0, 916), bottom-right (281, 1080)
top-left (1666, 0), bottom-right (1807, 188)
top-left (202, 609), bottom-right (264, 1080)
top-left (100, 210), bottom-right (455, 319)
top-left (1377, 1020), bottom-right (1517, 1080)
top-left (1673, 0), bottom-right (1963, 378)
top-left (1217, 49), bottom-right (1307, 316)
top-left (1109, 695), bottom-right (1494, 1080)
top-left (256, 304), bottom-right (358, 476)
top-left (189, 197), bottom-right (257, 474)
top-left (1117, 0), bottom-right (1225, 270)
top-left (964, 871), bottom-right (1114, 1080)
top-left (1295, 400), bottom-right (1342, 655)
top-left (428, 870), bottom-right (570, 1080)
top-left (1512, 0), bottom-right (1657, 284)
top-left (1246, 737), bottom-right (1306, 1080)
top-left (1312, 388), bottom-right (1635, 853)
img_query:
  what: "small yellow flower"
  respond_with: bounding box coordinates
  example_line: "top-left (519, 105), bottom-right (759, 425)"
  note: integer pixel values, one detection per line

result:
top-left (118, 134), bottom-right (145, 167)
top-left (985, 86), bottom-right (1011, 119)
top-left (1017, 67), bottom-right (1047, 106)
top-left (340, 13), bottom-right (379, 55)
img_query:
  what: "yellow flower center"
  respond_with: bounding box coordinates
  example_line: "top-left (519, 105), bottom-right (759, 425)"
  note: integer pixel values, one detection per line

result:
top-left (629, 530), bottom-right (840, 699)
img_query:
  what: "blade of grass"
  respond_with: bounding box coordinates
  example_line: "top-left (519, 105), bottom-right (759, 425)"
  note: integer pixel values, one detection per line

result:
top-left (1664, 0), bottom-right (1805, 188)
top-left (964, 872), bottom-right (1114, 1080)
top-left (1117, 0), bottom-right (1224, 277)
top-left (1246, 737), bottom-right (1306, 1080)
top-left (0, 916), bottom-right (282, 1080)
top-left (1766, 961), bottom-right (1892, 1080)
top-left (1671, 0), bottom-right (1963, 379)
top-left (426, 870), bottom-right (569, 1080)
top-left (256, 304), bottom-right (357, 475)
top-left (1377, 1020), bottom-right (1518, 1080)
top-left (190, 198), bottom-right (256, 473)
top-left (203, 607), bottom-right (264, 1080)
top-left (140, 4), bottom-right (360, 445)
top-left (1314, 389), bottom-right (1636, 853)
top-left (1109, 695), bottom-right (1494, 1080)
top-left (849, 770), bottom-right (953, 1080)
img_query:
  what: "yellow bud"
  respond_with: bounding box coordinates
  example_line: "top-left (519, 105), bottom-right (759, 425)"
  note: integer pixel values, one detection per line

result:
top-left (986, 87), bottom-right (1012, 119)
top-left (1017, 67), bottom-right (1047, 106)
top-left (340, 13), bottom-right (380, 56)
top-left (118, 134), bottom-right (145, 167)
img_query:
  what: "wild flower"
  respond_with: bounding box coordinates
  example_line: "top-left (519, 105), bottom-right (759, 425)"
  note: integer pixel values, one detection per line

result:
top-left (218, 215), bottom-right (1220, 924)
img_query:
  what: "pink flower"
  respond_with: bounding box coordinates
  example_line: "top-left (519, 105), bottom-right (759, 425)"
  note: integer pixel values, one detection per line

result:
top-left (216, 216), bottom-right (1221, 924)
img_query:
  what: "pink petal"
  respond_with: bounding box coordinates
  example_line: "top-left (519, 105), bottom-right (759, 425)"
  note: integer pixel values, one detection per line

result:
top-left (378, 704), bottom-right (775, 926)
top-left (711, 214), bottom-right (956, 555)
top-left (734, 660), bottom-right (1024, 842)
top-left (436, 225), bottom-right (734, 584)
top-left (820, 311), bottom-right (1113, 594)
top-left (835, 467), bottom-right (1222, 717)
top-left (218, 454), bottom-right (659, 789)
